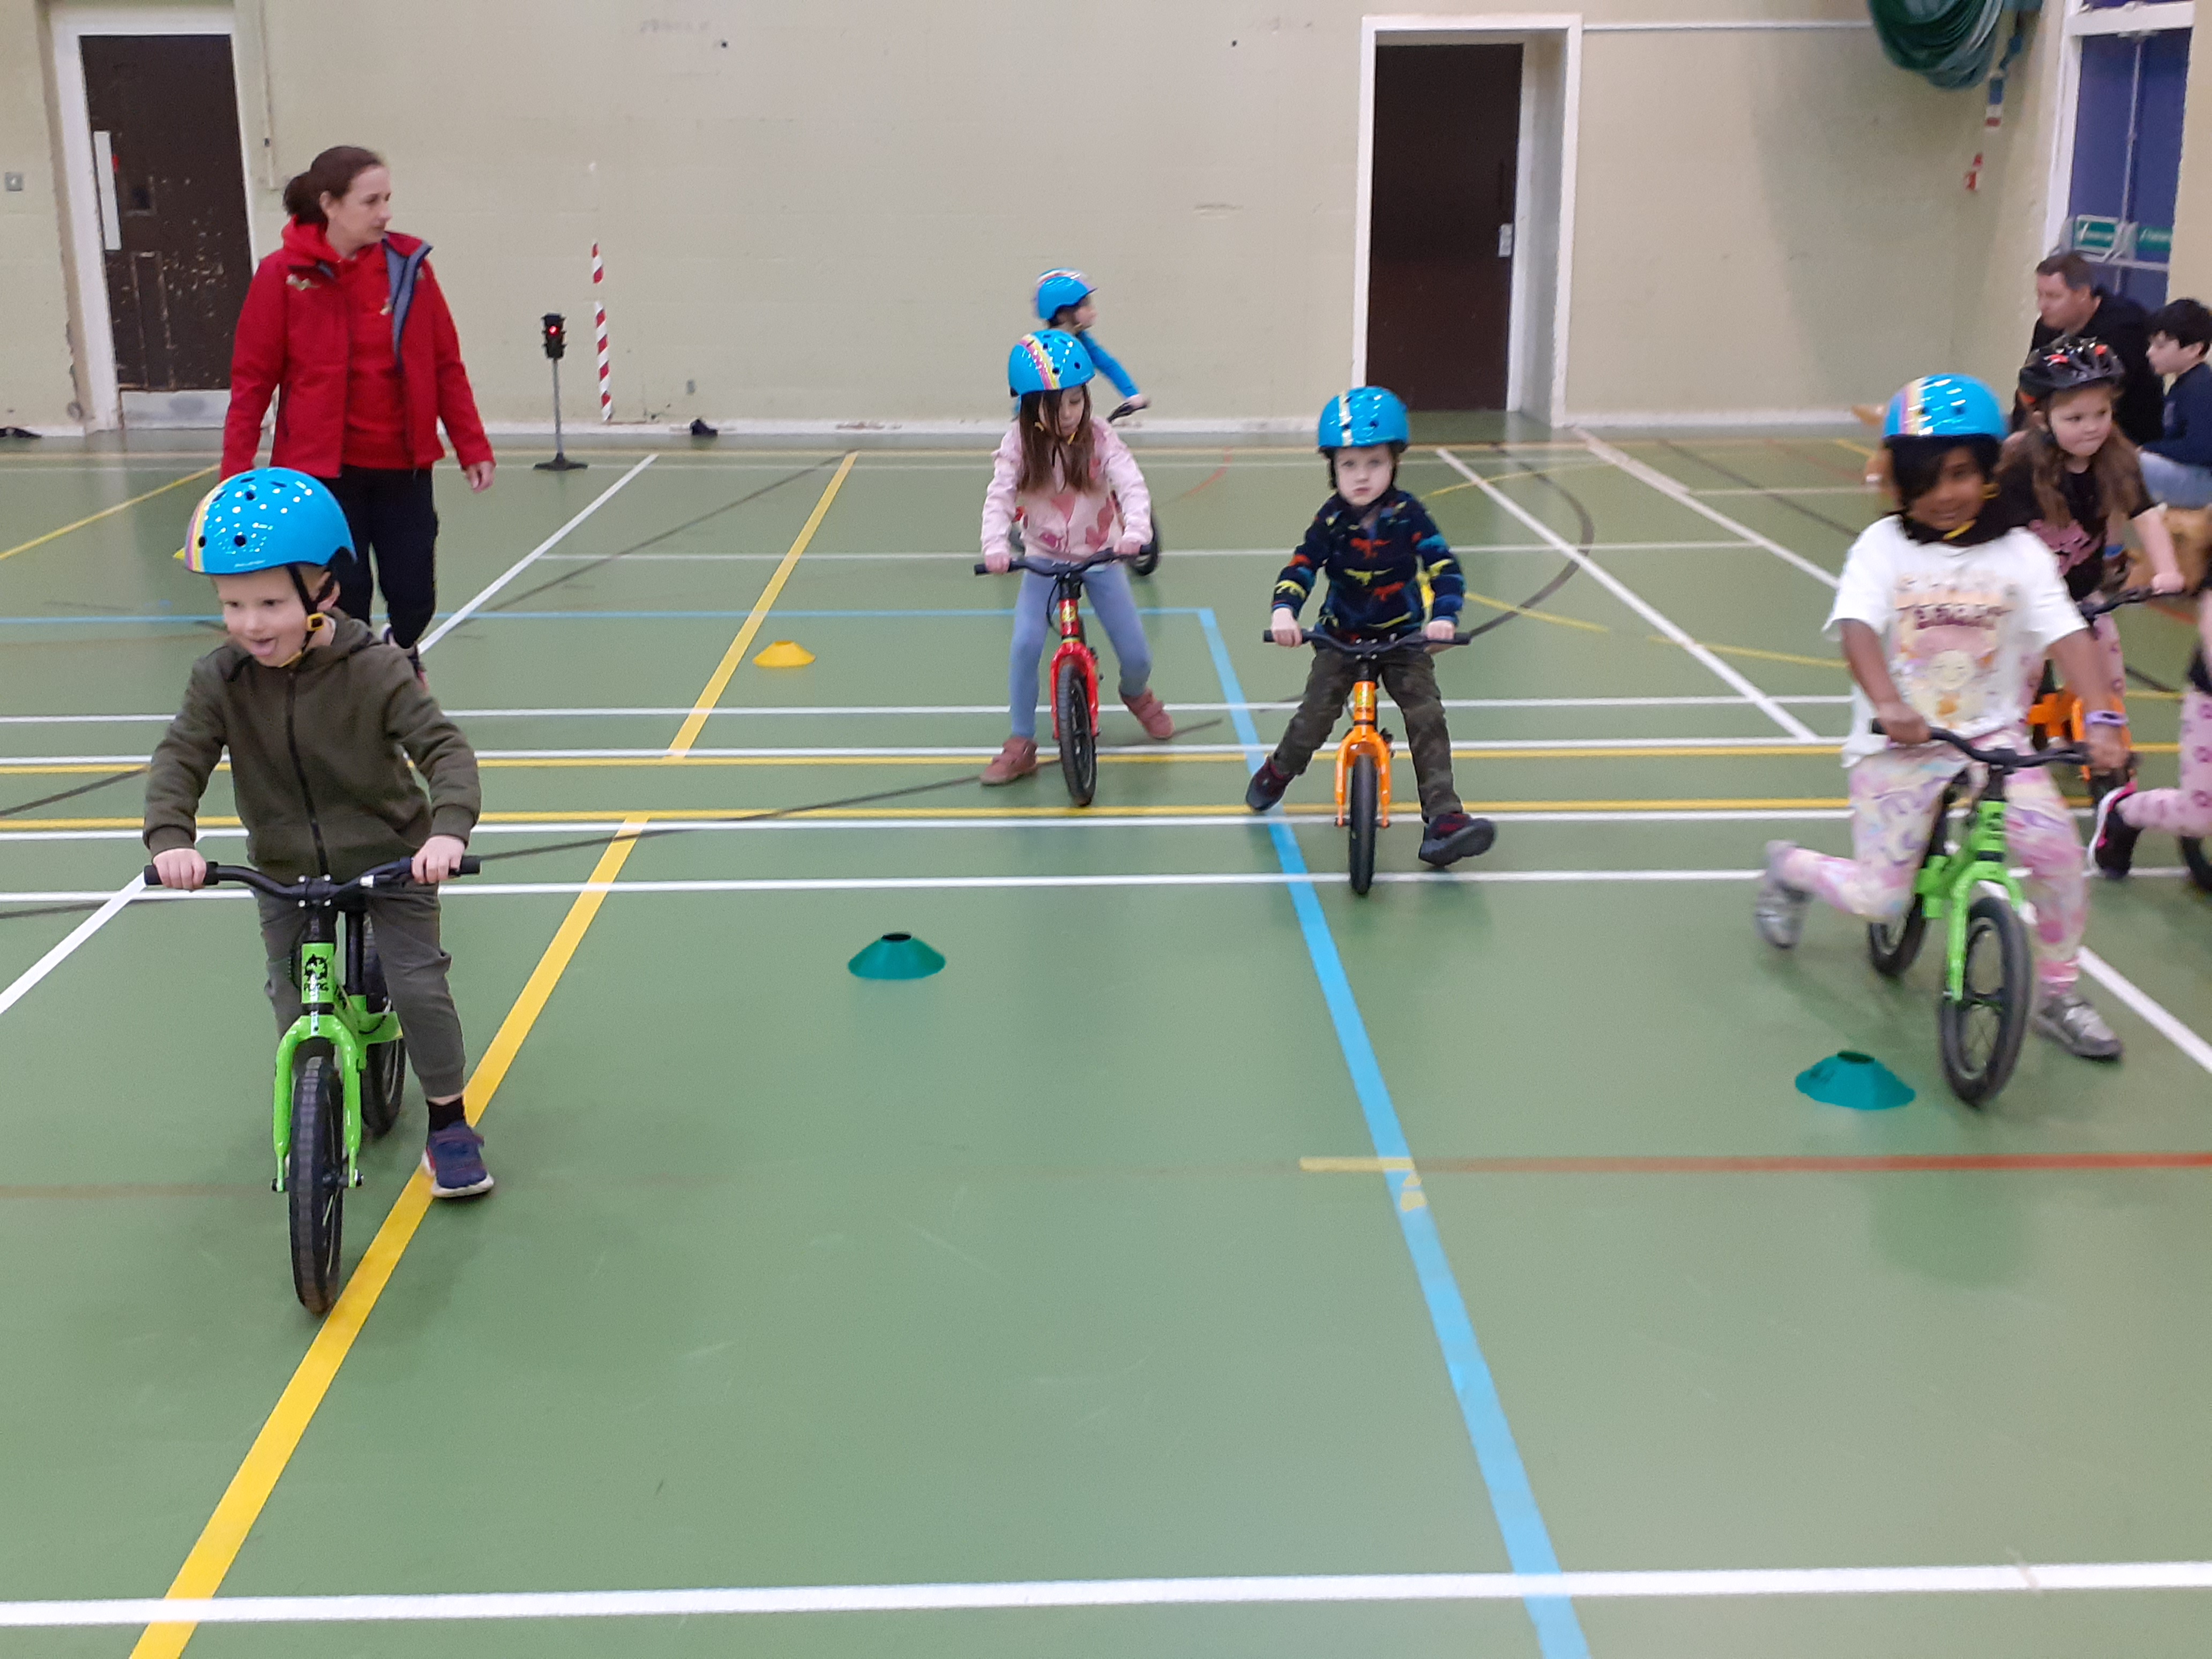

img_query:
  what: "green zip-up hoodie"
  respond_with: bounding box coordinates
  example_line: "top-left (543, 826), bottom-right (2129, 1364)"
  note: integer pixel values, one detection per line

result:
top-left (143, 617), bottom-right (479, 882)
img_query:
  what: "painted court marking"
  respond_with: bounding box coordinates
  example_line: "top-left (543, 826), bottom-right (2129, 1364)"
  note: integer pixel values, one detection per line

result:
top-left (0, 465), bottom-right (215, 563)
top-left (1578, 431), bottom-right (1843, 588)
top-left (11, 1560), bottom-right (2212, 1627)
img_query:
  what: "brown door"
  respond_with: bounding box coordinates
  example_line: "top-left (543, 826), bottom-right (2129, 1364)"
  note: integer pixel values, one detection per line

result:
top-left (1366, 43), bottom-right (1521, 410)
top-left (80, 35), bottom-right (253, 392)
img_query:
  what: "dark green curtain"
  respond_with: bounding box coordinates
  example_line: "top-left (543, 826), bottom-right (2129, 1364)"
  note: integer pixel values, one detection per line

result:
top-left (1867, 0), bottom-right (2022, 90)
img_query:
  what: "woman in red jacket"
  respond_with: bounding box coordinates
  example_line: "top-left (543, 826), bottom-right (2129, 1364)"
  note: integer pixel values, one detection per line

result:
top-left (222, 145), bottom-right (495, 672)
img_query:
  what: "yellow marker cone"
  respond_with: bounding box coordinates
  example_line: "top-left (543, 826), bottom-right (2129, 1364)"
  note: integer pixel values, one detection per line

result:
top-left (753, 640), bottom-right (814, 668)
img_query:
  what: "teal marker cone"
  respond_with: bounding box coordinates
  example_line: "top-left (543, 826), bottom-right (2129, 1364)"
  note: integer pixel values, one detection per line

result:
top-left (848, 932), bottom-right (945, 981)
top-left (1796, 1051), bottom-right (1914, 1111)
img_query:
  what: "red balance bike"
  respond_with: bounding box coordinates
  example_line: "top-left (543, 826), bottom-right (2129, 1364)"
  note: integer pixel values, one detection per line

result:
top-left (975, 550), bottom-right (1128, 806)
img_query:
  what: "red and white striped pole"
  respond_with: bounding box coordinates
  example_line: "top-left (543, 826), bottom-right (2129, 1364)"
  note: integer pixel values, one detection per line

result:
top-left (591, 242), bottom-right (612, 422)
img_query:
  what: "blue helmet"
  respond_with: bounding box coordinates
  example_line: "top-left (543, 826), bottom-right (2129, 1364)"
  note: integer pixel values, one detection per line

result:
top-left (1882, 375), bottom-right (2006, 443)
top-left (182, 468), bottom-right (352, 574)
top-left (1008, 330), bottom-right (1095, 397)
top-left (1034, 268), bottom-right (1094, 322)
top-left (1318, 387), bottom-right (1411, 452)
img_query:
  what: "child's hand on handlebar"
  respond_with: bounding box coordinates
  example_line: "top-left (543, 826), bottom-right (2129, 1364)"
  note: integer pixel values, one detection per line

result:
top-left (412, 835), bottom-right (470, 885)
top-left (2151, 570), bottom-right (2187, 595)
top-left (1270, 608), bottom-right (1303, 647)
top-left (1874, 700), bottom-right (1930, 748)
top-left (2086, 723), bottom-right (2130, 774)
top-left (1423, 617), bottom-right (1456, 643)
top-left (151, 848), bottom-right (207, 891)
top-left (983, 548), bottom-right (1013, 575)
top-left (1116, 534), bottom-right (1146, 560)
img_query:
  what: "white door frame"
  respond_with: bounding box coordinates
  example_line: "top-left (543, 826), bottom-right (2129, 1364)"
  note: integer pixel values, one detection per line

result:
top-left (1352, 13), bottom-right (1583, 424)
top-left (50, 4), bottom-right (255, 431)
top-left (2037, 0), bottom-right (2196, 260)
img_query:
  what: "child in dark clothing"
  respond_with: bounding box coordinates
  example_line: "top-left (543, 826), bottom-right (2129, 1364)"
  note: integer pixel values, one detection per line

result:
top-left (2139, 298), bottom-right (2212, 510)
top-left (1244, 387), bottom-right (1494, 869)
top-left (144, 469), bottom-right (492, 1199)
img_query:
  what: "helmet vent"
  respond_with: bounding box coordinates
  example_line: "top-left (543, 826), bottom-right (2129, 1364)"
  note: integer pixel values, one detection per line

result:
top-left (234, 533), bottom-right (248, 547)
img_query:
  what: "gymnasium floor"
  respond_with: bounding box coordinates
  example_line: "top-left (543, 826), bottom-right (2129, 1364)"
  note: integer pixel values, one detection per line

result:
top-left (2, 427), bottom-right (2209, 1657)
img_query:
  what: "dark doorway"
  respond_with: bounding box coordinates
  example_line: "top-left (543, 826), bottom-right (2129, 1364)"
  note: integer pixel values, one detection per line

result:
top-left (1367, 43), bottom-right (1521, 410)
top-left (80, 35), bottom-right (253, 392)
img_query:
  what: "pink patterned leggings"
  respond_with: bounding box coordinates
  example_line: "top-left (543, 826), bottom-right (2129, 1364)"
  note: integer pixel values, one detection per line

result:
top-left (2117, 689), bottom-right (2212, 837)
top-left (1779, 727), bottom-right (2087, 991)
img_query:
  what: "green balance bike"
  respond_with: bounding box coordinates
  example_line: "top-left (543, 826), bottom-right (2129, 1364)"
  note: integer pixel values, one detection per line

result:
top-left (1861, 726), bottom-right (2087, 1106)
top-left (146, 854), bottom-right (477, 1313)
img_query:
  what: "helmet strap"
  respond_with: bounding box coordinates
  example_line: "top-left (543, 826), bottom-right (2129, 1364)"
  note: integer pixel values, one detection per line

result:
top-left (271, 564), bottom-right (338, 668)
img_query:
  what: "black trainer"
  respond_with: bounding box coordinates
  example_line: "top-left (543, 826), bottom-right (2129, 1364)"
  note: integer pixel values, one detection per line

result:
top-left (1245, 759), bottom-right (1291, 812)
top-left (1418, 810), bottom-right (1496, 867)
top-left (2091, 782), bottom-right (2142, 878)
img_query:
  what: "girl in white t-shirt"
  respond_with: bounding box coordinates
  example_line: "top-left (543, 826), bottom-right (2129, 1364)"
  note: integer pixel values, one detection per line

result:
top-left (1754, 375), bottom-right (2133, 1062)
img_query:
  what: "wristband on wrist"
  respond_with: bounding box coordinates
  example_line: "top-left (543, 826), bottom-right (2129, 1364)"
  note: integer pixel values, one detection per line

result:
top-left (2084, 709), bottom-right (2129, 729)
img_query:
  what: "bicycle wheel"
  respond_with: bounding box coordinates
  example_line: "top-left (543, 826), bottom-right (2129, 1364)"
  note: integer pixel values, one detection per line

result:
top-left (1056, 656), bottom-right (1096, 806)
top-left (287, 1041), bottom-right (347, 1314)
top-left (358, 923), bottom-right (406, 1139)
top-left (2181, 837), bottom-right (2212, 894)
top-left (1347, 754), bottom-right (1379, 896)
top-left (1867, 786), bottom-right (1951, 977)
top-left (1935, 892), bottom-right (2033, 1107)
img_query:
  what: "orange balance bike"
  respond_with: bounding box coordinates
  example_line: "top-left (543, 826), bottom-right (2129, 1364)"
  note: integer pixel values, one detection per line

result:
top-left (1267, 626), bottom-right (1475, 895)
top-left (2027, 586), bottom-right (2157, 801)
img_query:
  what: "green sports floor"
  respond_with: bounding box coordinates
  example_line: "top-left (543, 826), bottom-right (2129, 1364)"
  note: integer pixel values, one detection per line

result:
top-left (2, 425), bottom-right (2210, 1657)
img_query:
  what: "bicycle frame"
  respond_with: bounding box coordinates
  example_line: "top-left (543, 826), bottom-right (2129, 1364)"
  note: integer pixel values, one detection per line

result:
top-left (1913, 788), bottom-right (2028, 1001)
top-left (269, 906), bottom-right (397, 1192)
top-left (1045, 572), bottom-right (1101, 741)
top-left (1333, 672), bottom-right (1394, 829)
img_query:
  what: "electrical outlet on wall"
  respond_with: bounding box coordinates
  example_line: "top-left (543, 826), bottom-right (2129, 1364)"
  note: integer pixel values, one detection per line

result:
top-left (2, 174), bottom-right (24, 193)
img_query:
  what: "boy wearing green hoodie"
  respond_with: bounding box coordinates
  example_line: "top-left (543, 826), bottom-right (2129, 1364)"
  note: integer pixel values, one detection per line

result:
top-left (144, 469), bottom-right (491, 1198)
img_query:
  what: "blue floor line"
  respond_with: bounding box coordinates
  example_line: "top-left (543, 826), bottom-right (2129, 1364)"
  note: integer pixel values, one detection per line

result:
top-left (1196, 607), bottom-right (1590, 1659)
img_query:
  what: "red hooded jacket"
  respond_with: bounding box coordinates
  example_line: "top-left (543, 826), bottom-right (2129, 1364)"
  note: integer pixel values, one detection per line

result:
top-left (221, 221), bottom-right (494, 480)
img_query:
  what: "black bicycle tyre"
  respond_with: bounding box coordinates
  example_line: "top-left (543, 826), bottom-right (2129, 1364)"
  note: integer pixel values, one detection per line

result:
top-left (1348, 754), bottom-right (1379, 896)
top-left (2182, 837), bottom-right (2212, 894)
top-left (1867, 786), bottom-right (1951, 977)
top-left (288, 1042), bottom-right (346, 1315)
top-left (1056, 657), bottom-right (1096, 807)
top-left (1131, 522), bottom-right (1162, 577)
top-left (1935, 892), bottom-right (2033, 1107)
top-left (358, 923), bottom-right (406, 1139)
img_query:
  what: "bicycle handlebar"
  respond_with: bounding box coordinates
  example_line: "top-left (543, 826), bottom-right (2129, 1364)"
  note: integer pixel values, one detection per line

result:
top-left (2077, 586), bottom-right (2159, 622)
top-left (141, 855), bottom-right (481, 896)
top-left (973, 551), bottom-right (1131, 578)
top-left (1869, 721), bottom-right (2087, 771)
top-left (1260, 627), bottom-right (1476, 652)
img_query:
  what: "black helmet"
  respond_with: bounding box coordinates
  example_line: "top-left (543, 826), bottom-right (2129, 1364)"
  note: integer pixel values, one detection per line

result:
top-left (2019, 335), bottom-right (2126, 402)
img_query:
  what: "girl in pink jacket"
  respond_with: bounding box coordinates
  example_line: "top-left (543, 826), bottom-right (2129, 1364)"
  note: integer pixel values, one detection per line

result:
top-left (978, 331), bottom-right (1174, 784)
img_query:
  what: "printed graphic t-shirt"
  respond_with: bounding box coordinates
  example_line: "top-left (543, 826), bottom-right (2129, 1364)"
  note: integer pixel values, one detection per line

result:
top-left (1991, 452), bottom-right (2151, 601)
top-left (1827, 517), bottom-right (2086, 767)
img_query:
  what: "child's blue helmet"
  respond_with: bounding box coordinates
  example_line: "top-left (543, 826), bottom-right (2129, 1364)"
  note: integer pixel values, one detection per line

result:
top-left (182, 468), bottom-right (353, 574)
top-left (1034, 268), bottom-right (1094, 322)
top-left (1882, 375), bottom-right (2006, 443)
top-left (1318, 387), bottom-right (1411, 452)
top-left (1008, 330), bottom-right (1096, 397)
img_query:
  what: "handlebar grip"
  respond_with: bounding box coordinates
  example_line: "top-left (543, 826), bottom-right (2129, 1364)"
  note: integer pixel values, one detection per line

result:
top-left (457, 856), bottom-right (481, 875)
top-left (974, 562), bottom-right (990, 576)
top-left (141, 864), bottom-right (160, 885)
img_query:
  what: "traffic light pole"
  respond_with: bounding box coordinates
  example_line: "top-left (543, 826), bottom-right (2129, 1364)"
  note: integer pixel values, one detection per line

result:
top-left (534, 312), bottom-right (586, 473)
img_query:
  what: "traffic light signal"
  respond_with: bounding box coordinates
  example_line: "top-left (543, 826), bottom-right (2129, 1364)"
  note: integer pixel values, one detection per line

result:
top-left (541, 313), bottom-right (567, 361)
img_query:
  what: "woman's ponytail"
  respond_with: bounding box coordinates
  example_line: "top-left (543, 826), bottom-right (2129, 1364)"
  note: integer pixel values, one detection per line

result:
top-left (281, 145), bottom-right (384, 226)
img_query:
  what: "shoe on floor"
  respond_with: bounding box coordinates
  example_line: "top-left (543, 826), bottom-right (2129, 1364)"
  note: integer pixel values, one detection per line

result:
top-left (2090, 782), bottom-right (2142, 878)
top-left (422, 1122), bottom-right (494, 1198)
top-left (1245, 758), bottom-right (1291, 812)
top-left (1417, 810), bottom-right (1495, 868)
top-left (981, 736), bottom-right (1038, 786)
top-left (1122, 689), bottom-right (1175, 740)
top-left (1754, 839), bottom-right (1812, 948)
top-left (2032, 988), bottom-right (2123, 1061)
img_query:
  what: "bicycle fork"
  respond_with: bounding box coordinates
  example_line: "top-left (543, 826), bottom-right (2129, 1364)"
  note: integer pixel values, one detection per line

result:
top-left (269, 933), bottom-right (378, 1192)
top-left (1047, 588), bottom-right (1100, 738)
top-left (1925, 799), bottom-right (2028, 1002)
top-left (1333, 676), bottom-right (1395, 828)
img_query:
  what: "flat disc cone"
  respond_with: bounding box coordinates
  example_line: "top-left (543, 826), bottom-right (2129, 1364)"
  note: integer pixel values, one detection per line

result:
top-left (848, 932), bottom-right (945, 980)
top-left (1795, 1051), bottom-right (1914, 1111)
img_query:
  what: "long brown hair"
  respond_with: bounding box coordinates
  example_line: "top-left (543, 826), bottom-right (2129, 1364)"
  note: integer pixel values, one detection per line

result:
top-left (282, 146), bottom-right (384, 226)
top-left (1015, 386), bottom-right (1096, 494)
top-left (2005, 384), bottom-right (2140, 529)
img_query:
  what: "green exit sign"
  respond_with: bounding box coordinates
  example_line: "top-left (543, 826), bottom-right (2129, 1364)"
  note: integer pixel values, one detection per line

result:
top-left (2072, 215), bottom-right (2122, 255)
top-left (2136, 224), bottom-right (2173, 261)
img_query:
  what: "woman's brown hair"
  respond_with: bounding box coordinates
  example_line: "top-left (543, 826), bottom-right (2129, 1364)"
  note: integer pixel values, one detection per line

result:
top-left (2008, 385), bottom-right (2140, 530)
top-left (282, 146), bottom-right (385, 226)
top-left (1014, 386), bottom-right (1096, 496)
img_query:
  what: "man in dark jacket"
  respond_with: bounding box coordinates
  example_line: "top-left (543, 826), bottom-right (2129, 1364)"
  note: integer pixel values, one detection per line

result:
top-left (2025, 251), bottom-right (2165, 444)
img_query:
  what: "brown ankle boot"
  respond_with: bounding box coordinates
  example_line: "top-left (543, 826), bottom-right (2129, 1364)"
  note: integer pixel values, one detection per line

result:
top-left (981, 736), bottom-right (1038, 784)
top-left (1122, 689), bottom-right (1175, 740)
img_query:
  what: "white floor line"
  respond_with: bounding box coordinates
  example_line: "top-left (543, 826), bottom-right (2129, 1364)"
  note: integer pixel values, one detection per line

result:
top-left (1434, 449), bottom-right (1821, 742)
top-left (1694, 485), bottom-right (1877, 498)
top-left (527, 540), bottom-right (1754, 562)
top-left (0, 874), bottom-right (144, 1017)
top-left (1575, 431), bottom-right (1844, 588)
top-left (8, 1560), bottom-right (2212, 1627)
top-left (0, 735), bottom-right (1848, 766)
top-left (0, 696), bottom-right (1859, 725)
top-left (2078, 947), bottom-right (2212, 1078)
top-left (415, 454), bottom-right (657, 649)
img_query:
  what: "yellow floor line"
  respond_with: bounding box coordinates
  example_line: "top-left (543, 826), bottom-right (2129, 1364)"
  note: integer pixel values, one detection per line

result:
top-left (666, 453), bottom-right (856, 754)
top-left (1301, 1155), bottom-right (1414, 1174)
top-left (1461, 590), bottom-right (1610, 632)
top-left (126, 458), bottom-right (855, 1657)
top-left (0, 466), bottom-right (215, 563)
top-left (1648, 635), bottom-right (1848, 670)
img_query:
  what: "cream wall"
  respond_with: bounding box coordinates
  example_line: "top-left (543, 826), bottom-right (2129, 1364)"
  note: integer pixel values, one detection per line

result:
top-left (0, 0), bottom-right (2175, 431)
top-left (2169, 13), bottom-right (2212, 309)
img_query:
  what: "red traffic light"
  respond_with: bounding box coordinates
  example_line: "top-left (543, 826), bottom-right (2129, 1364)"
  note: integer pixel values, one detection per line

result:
top-left (541, 313), bottom-right (567, 360)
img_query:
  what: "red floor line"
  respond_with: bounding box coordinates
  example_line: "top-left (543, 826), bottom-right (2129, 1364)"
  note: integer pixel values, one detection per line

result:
top-left (1170, 450), bottom-right (1232, 502)
top-left (1418, 1151), bottom-right (2212, 1175)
